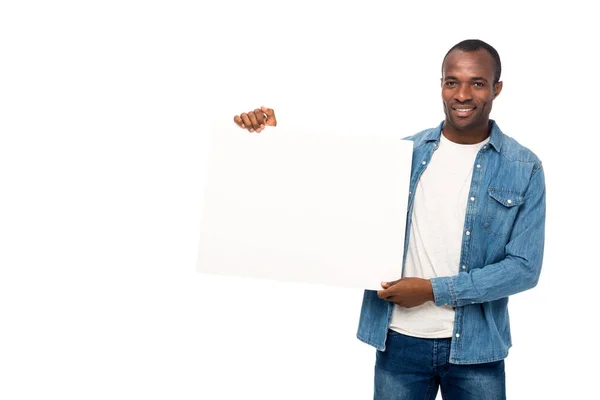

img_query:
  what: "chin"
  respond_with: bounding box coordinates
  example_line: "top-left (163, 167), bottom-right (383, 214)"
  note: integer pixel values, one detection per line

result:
top-left (447, 119), bottom-right (471, 131)
top-left (450, 115), bottom-right (486, 132)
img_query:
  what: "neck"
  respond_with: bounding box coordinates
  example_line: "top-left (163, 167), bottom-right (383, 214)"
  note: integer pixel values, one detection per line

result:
top-left (443, 119), bottom-right (490, 144)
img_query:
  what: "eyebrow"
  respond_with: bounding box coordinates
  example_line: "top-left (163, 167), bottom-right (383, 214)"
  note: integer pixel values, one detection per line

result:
top-left (444, 76), bottom-right (489, 82)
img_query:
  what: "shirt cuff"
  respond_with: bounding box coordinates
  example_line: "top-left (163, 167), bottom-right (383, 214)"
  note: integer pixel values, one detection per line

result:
top-left (430, 277), bottom-right (456, 307)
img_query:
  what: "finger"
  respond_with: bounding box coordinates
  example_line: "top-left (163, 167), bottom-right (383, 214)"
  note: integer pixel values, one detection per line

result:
top-left (381, 279), bottom-right (399, 288)
top-left (388, 297), bottom-right (405, 307)
top-left (233, 115), bottom-right (243, 128)
top-left (253, 109), bottom-right (265, 125)
top-left (240, 113), bottom-right (252, 132)
top-left (248, 111), bottom-right (260, 130)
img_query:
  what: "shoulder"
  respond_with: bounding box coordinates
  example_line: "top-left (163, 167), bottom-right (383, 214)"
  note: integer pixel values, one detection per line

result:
top-left (497, 130), bottom-right (543, 173)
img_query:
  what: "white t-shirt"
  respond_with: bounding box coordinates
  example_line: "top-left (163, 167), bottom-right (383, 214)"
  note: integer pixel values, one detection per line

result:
top-left (389, 132), bottom-right (489, 338)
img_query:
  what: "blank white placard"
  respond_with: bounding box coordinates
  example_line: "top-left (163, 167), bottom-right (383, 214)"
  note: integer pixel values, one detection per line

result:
top-left (197, 124), bottom-right (413, 290)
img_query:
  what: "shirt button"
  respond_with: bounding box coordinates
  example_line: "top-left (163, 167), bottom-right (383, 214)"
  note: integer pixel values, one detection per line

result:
top-left (433, 143), bottom-right (437, 148)
top-left (483, 145), bottom-right (487, 149)
top-left (470, 197), bottom-right (475, 201)
top-left (462, 265), bottom-right (466, 270)
top-left (422, 161), bottom-right (427, 165)
top-left (455, 333), bottom-right (460, 338)
top-left (466, 231), bottom-right (471, 236)
top-left (507, 199), bottom-right (512, 204)
top-left (409, 191), bottom-right (412, 195)
top-left (476, 164), bottom-right (481, 168)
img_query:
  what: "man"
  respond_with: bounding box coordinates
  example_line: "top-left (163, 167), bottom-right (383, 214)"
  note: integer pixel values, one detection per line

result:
top-left (233, 39), bottom-right (545, 400)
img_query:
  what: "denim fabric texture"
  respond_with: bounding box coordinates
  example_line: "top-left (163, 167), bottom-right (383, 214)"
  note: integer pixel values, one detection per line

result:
top-left (357, 120), bottom-right (546, 364)
top-left (375, 330), bottom-right (506, 400)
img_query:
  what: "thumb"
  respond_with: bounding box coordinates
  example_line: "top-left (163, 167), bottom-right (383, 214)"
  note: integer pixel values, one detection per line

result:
top-left (261, 106), bottom-right (277, 126)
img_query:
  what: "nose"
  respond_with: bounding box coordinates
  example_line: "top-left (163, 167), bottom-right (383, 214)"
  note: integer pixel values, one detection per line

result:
top-left (454, 83), bottom-right (472, 103)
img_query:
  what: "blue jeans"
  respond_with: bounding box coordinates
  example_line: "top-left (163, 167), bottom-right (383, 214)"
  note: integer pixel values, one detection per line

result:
top-left (374, 330), bottom-right (506, 400)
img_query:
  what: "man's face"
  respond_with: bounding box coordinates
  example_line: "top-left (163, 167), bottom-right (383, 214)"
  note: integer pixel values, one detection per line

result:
top-left (441, 49), bottom-right (502, 132)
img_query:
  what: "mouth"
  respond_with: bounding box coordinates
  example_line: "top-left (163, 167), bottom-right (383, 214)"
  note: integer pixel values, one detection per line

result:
top-left (452, 106), bottom-right (476, 118)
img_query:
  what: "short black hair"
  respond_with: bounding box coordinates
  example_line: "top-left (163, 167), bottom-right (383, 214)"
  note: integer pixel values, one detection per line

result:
top-left (442, 39), bottom-right (502, 84)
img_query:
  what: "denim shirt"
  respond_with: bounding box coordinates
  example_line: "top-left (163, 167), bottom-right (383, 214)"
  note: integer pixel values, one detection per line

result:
top-left (356, 120), bottom-right (546, 365)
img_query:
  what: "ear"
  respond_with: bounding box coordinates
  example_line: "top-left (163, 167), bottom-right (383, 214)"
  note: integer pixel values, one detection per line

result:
top-left (493, 81), bottom-right (503, 99)
top-left (440, 77), bottom-right (443, 88)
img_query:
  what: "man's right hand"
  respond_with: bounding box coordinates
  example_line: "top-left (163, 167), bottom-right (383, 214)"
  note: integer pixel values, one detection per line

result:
top-left (233, 106), bottom-right (277, 133)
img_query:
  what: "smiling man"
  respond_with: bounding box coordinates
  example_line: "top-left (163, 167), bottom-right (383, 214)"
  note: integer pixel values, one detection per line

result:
top-left (357, 39), bottom-right (545, 400)
top-left (232, 39), bottom-right (545, 400)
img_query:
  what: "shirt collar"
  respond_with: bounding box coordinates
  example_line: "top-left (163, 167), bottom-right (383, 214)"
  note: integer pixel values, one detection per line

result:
top-left (423, 120), bottom-right (503, 152)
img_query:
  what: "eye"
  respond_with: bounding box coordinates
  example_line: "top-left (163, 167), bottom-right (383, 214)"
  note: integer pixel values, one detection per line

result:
top-left (473, 82), bottom-right (485, 87)
top-left (445, 81), bottom-right (457, 87)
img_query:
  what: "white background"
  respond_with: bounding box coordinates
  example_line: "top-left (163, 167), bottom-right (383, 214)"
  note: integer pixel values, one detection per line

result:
top-left (1, 1), bottom-right (598, 399)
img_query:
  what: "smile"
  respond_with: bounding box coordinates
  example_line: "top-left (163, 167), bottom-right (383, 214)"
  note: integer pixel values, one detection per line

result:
top-left (452, 107), bottom-right (475, 117)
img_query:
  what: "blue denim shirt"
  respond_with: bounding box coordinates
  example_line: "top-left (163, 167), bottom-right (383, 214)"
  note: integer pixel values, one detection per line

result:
top-left (356, 120), bottom-right (546, 365)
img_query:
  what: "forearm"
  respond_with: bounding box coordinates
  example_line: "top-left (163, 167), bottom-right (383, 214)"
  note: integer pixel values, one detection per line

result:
top-left (430, 253), bottom-right (542, 306)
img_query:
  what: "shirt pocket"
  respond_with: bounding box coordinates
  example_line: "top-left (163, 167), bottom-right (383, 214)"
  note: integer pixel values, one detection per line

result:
top-left (482, 187), bottom-right (525, 238)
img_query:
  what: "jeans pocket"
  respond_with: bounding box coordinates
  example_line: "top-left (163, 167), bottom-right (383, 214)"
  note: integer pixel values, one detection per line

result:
top-left (483, 187), bottom-right (525, 238)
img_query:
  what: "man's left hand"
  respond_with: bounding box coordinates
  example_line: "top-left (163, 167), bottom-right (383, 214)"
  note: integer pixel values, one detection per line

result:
top-left (377, 277), bottom-right (434, 308)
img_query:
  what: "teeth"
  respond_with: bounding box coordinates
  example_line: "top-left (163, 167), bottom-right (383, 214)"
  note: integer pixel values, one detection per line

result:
top-left (456, 108), bottom-right (473, 112)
